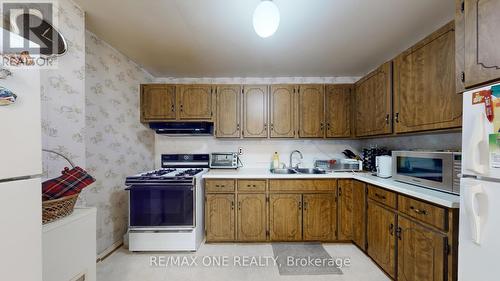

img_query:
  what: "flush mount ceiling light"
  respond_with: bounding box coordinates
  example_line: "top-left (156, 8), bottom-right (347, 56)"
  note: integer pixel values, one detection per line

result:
top-left (253, 0), bottom-right (280, 38)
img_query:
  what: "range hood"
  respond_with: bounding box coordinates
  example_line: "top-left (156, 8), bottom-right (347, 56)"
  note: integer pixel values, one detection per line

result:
top-left (149, 122), bottom-right (214, 136)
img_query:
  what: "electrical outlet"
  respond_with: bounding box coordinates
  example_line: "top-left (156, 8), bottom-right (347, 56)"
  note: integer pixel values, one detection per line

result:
top-left (238, 147), bottom-right (243, 155)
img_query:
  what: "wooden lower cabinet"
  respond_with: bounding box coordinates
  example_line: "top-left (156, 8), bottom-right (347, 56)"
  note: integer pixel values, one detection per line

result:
top-left (303, 194), bottom-right (336, 241)
top-left (352, 180), bottom-right (366, 249)
top-left (269, 194), bottom-right (302, 241)
top-left (367, 201), bottom-right (397, 279)
top-left (237, 194), bottom-right (267, 241)
top-left (205, 194), bottom-right (235, 241)
top-left (397, 216), bottom-right (447, 281)
top-left (338, 180), bottom-right (354, 240)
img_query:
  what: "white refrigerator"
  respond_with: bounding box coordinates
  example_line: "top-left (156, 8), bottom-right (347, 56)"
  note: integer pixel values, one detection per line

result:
top-left (0, 30), bottom-right (42, 281)
top-left (460, 82), bottom-right (500, 281)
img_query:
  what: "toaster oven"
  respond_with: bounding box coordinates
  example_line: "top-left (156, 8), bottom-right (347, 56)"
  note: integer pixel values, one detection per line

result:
top-left (210, 152), bottom-right (239, 169)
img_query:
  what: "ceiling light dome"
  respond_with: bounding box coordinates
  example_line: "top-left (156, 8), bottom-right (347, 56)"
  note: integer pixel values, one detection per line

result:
top-left (253, 0), bottom-right (280, 38)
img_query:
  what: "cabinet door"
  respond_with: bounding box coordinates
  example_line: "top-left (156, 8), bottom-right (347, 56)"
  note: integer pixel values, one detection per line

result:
top-left (394, 22), bottom-right (462, 133)
top-left (269, 194), bottom-right (302, 241)
top-left (464, 0), bottom-right (500, 88)
top-left (270, 85), bottom-right (296, 138)
top-left (303, 194), bottom-right (336, 241)
top-left (237, 194), bottom-right (267, 241)
top-left (140, 84), bottom-right (176, 121)
top-left (456, 0), bottom-right (466, 93)
top-left (367, 201), bottom-right (397, 278)
top-left (355, 62), bottom-right (392, 137)
top-left (352, 181), bottom-right (366, 249)
top-left (243, 85), bottom-right (268, 138)
top-left (325, 84), bottom-right (353, 138)
top-left (205, 194), bottom-right (235, 242)
top-left (397, 216), bottom-right (446, 281)
top-left (178, 85), bottom-right (213, 120)
top-left (216, 85), bottom-right (241, 138)
top-left (298, 85), bottom-right (325, 138)
top-left (338, 180), bottom-right (353, 240)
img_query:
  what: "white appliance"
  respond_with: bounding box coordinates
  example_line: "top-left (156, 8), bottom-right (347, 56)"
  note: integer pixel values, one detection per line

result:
top-left (125, 154), bottom-right (208, 251)
top-left (0, 29), bottom-right (42, 281)
top-left (459, 82), bottom-right (500, 281)
top-left (375, 155), bottom-right (392, 178)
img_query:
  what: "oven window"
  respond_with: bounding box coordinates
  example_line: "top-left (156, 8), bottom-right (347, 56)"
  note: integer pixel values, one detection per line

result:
top-left (129, 186), bottom-right (194, 228)
top-left (397, 156), bottom-right (443, 182)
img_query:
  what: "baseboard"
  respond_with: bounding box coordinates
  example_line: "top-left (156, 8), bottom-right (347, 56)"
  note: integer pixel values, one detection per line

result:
top-left (96, 239), bottom-right (123, 263)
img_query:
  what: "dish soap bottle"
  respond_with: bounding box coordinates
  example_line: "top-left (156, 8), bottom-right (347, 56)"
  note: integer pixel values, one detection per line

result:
top-left (272, 152), bottom-right (280, 169)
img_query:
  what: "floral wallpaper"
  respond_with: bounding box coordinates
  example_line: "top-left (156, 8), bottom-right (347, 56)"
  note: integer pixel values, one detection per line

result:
top-left (41, 0), bottom-right (86, 179)
top-left (83, 31), bottom-right (154, 254)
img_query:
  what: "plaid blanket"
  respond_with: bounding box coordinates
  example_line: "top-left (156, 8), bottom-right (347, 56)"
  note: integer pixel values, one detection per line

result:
top-left (42, 167), bottom-right (95, 201)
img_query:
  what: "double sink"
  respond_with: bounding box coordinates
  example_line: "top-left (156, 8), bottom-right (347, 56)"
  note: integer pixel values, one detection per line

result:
top-left (270, 168), bottom-right (326, 175)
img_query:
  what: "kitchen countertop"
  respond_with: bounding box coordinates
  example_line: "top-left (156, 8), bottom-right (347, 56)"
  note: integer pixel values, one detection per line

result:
top-left (203, 168), bottom-right (460, 208)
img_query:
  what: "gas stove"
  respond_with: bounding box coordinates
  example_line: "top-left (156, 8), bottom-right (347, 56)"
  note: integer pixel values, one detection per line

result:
top-left (125, 154), bottom-right (210, 185)
top-left (125, 168), bottom-right (207, 184)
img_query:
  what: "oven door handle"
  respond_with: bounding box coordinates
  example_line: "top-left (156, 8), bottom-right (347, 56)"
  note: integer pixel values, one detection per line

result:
top-left (126, 185), bottom-right (194, 191)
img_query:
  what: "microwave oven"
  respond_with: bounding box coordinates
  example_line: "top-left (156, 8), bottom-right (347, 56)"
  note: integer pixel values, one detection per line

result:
top-left (210, 152), bottom-right (239, 169)
top-left (392, 151), bottom-right (461, 194)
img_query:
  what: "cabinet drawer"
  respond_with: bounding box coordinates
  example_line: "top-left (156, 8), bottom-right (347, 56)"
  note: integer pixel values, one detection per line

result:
top-left (367, 185), bottom-right (397, 209)
top-left (205, 180), bottom-right (235, 192)
top-left (398, 195), bottom-right (447, 231)
top-left (238, 180), bottom-right (266, 192)
top-left (269, 180), bottom-right (336, 192)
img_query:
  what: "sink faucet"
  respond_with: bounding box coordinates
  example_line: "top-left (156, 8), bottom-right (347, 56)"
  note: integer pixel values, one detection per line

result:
top-left (289, 150), bottom-right (303, 168)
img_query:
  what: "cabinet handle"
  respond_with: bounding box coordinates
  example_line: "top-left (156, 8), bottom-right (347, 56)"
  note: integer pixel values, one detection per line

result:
top-left (253, 185), bottom-right (256, 187)
top-left (270, 123), bottom-right (274, 131)
top-left (303, 201), bottom-right (308, 211)
top-left (396, 227), bottom-right (402, 240)
top-left (171, 105), bottom-right (175, 112)
top-left (180, 104), bottom-right (184, 112)
top-left (394, 112), bottom-right (399, 123)
top-left (264, 123), bottom-right (268, 130)
top-left (247, 185), bottom-right (251, 188)
top-left (339, 187), bottom-right (342, 196)
top-left (374, 193), bottom-right (386, 200)
top-left (237, 124), bottom-right (240, 131)
top-left (327, 123), bottom-right (331, 130)
top-left (238, 201), bottom-right (241, 210)
top-left (320, 123), bottom-right (324, 130)
top-left (410, 206), bottom-right (427, 215)
top-left (385, 114), bottom-right (389, 124)
top-left (231, 201), bottom-right (234, 210)
top-left (389, 223), bottom-right (394, 236)
top-left (298, 201), bottom-right (302, 210)
top-left (215, 185), bottom-right (220, 187)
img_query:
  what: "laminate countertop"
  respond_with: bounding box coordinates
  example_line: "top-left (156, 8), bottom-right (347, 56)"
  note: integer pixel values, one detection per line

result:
top-left (202, 168), bottom-right (460, 208)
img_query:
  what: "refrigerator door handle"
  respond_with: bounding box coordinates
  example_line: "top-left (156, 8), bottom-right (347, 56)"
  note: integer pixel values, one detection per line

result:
top-left (466, 113), bottom-right (488, 175)
top-left (466, 184), bottom-right (484, 244)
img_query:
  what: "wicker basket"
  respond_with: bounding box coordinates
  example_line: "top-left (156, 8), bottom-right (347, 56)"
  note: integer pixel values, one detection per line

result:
top-left (42, 193), bottom-right (79, 224)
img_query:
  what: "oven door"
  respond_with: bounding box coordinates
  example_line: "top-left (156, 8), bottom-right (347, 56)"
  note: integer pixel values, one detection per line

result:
top-left (392, 151), bottom-right (453, 192)
top-left (127, 184), bottom-right (195, 230)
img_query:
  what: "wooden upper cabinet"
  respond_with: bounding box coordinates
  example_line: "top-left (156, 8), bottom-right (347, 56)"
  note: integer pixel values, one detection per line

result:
top-left (397, 216), bottom-right (446, 281)
top-left (205, 194), bottom-right (235, 242)
top-left (270, 85), bottom-right (296, 138)
top-left (338, 180), bottom-right (354, 240)
top-left (237, 194), bottom-right (267, 241)
top-left (394, 22), bottom-right (462, 133)
top-left (140, 84), bottom-right (176, 122)
top-left (355, 62), bottom-right (393, 137)
top-left (455, 0), bottom-right (466, 93)
top-left (177, 85), bottom-right (213, 120)
top-left (352, 180), bottom-right (366, 250)
top-left (243, 85), bottom-right (268, 138)
top-left (464, 0), bottom-right (500, 88)
top-left (325, 84), bottom-right (353, 138)
top-left (303, 194), bottom-right (336, 241)
top-left (215, 85), bottom-right (241, 138)
top-left (298, 85), bottom-right (325, 138)
top-left (269, 194), bottom-right (302, 241)
top-left (367, 201), bottom-right (397, 279)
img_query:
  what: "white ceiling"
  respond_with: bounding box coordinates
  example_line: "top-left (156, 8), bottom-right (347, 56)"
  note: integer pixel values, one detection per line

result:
top-left (75, 0), bottom-right (455, 78)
